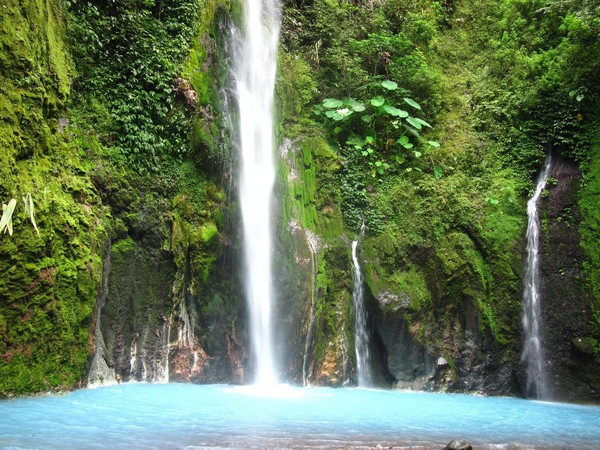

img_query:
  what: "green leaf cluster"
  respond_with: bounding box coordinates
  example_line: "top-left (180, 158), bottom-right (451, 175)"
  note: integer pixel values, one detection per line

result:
top-left (315, 80), bottom-right (439, 178)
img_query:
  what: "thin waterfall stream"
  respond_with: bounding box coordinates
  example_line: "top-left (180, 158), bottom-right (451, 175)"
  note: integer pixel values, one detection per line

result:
top-left (522, 154), bottom-right (553, 399)
top-left (234, 0), bottom-right (281, 386)
top-left (352, 222), bottom-right (372, 387)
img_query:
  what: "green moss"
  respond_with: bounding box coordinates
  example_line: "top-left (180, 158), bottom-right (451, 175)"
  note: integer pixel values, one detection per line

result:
top-left (0, 0), bottom-right (111, 396)
top-left (390, 269), bottom-right (431, 310)
top-left (201, 222), bottom-right (219, 244)
top-left (580, 133), bottom-right (600, 339)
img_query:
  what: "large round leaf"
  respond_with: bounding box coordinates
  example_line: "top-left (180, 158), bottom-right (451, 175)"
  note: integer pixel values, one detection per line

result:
top-left (346, 98), bottom-right (366, 112)
top-left (381, 80), bottom-right (398, 90)
top-left (370, 96), bottom-right (385, 107)
top-left (323, 98), bottom-right (344, 108)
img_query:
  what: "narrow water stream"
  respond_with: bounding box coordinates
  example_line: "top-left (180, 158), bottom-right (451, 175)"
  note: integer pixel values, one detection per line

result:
top-left (522, 154), bottom-right (553, 399)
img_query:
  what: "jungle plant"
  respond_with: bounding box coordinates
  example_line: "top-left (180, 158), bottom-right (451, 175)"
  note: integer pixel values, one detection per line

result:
top-left (0, 194), bottom-right (40, 237)
top-left (314, 80), bottom-right (440, 178)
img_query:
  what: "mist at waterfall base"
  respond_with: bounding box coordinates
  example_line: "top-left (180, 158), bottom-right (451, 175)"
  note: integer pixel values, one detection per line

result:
top-left (2, 383), bottom-right (600, 449)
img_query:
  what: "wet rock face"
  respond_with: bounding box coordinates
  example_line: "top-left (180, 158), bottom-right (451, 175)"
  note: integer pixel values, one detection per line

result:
top-left (538, 157), bottom-right (600, 401)
top-left (100, 240), bottom-right (175, 382)
top-left (375, 315), bottom-right (434, 388)
top-left (372, 294), bottom-right (517, 394)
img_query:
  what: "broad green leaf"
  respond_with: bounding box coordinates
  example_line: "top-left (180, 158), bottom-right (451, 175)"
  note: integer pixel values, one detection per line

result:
top-left (365, 136), bottom-right (375, 144)
top-left (403, 97), bottom-right (421, 109)
top-left (367, 148), bottom-right (374, 154)
top-left (313, 108), bottom-right (322, 116)
top-left (0, 199), bottom-right (17, 236)
top-left (361, 115), bottom-right (372, 123)
top-left (434, 166), bottom-right (444, 180)
top-left (361, 151), bottom-right (368, 156)
top-left (325, 110), bottom-right (343, 120)
top-left (323, 98), bottom-right (343, 108)
top-left (381, 80), bottom-right (398, 90)
top-left (406, 116), bottom-right (422, 129)
top-left (333, 127), bottom-right (342, 134)
top-left (415, 117), bottom-right (432, 128)
top-left (370, 96), bottom-right (385, 107)
top-left (337, 107), bottom-right (353, 118)
top-left (346, 98), bottom-right (366, 112)
top-left (413, 151), bottom-right (422, 158)
top-left (428, 140), bottom-right (441, 148)
top-left (399, 135), bottom-right (413, 149)
top-left (383, 104), bottom-right (408, 117)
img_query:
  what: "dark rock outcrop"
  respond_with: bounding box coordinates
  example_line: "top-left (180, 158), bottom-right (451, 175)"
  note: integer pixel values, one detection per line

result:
top-left (537, 156), bottom-right (600, 401)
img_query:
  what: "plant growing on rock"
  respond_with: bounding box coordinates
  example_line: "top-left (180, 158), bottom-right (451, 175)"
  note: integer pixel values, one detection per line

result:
top-left (314, 79), bottom-right (440, 178)
top-left (1, 194), bottom-right (40, 237)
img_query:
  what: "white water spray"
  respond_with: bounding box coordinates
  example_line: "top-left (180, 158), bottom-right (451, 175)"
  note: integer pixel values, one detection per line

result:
top-left (352, 222), bottom-right (372, 387)
top-left (234, 0), bottom-right (281, 386)
top-left (522, 154), bottom-right (553, 399)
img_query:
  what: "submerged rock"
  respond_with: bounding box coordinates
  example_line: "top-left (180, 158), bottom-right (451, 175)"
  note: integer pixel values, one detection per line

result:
top-left (442, 439), bottom-right (472, 450)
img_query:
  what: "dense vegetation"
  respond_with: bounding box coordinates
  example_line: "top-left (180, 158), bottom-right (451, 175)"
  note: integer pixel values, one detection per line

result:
top-left (0, 0), bottom-right (598, 397)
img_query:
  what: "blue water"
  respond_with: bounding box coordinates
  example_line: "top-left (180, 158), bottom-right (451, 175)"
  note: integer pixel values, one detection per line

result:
top-left (1, 384), bottom-right (599, 449)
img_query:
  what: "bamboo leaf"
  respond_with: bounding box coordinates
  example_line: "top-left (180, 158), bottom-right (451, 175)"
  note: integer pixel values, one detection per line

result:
top-left (23, 193), bottom-right (40, 236)
top-left (0, 199), bottom-right (17, 235)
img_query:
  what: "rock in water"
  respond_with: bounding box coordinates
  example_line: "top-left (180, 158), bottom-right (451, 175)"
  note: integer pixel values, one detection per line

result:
top-left (442, 439), bottom-right (473, 450)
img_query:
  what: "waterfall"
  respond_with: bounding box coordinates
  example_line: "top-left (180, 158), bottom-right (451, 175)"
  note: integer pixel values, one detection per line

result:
top-left (234, 0), bottom-right (281, 386)
top-left (522, 154), bottom-right (553, 399)
top-left (352, 223), bottom-right (372, 387)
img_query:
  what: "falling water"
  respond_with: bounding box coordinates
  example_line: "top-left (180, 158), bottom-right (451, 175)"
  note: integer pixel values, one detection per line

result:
top-left (522, 154), bottom-right (553, 399)
top-left (234, 0), bottom-right (281, 386)
top-left (352, 222), bottom-right (372, 386)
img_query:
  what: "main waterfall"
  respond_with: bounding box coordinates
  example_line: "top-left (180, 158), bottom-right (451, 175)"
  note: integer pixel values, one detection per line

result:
top-left (234, 0), bottom-right (281, 386)
top-left (522, 154), bottom-right (553, 399)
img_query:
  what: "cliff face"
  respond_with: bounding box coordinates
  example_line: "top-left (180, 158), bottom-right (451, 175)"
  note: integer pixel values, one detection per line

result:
top-left (538, 157), bottom-right (600, 401)
top-left (0, 0), bottom-right (106, 395)
top-left (0, 0), bottom-right (599, 401)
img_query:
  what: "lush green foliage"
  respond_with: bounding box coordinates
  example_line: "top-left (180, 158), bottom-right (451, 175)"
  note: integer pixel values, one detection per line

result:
top-left (67, 0), bottom-right (202, 172)
top-left (315, 79), bottom-right (440, 179)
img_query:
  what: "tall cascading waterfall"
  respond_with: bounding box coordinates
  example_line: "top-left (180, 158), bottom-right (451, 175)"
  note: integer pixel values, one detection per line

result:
top-left (522, 154), bottom-right (553, 399)
top-left (351, 222), bottom-right (372, 387)
top-left (234, 0), bottom-right (281, 386)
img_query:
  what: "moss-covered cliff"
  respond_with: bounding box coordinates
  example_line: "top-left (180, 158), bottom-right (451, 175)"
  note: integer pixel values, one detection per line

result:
top-left (1, 0), bottom-right (599, 401)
